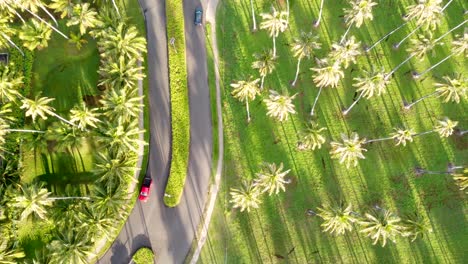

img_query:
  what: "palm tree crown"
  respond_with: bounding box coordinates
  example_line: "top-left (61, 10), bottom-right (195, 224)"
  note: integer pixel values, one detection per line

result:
top-left (0, 65), bottom-right (23, 103)
top-left (67, 3), bottom-right (101, 35)
top-left (9, 182), bottom-right (53, 221)
top-left (311, 58), bottom-right (344, 88)
top-left (354, 68), bottom-right (389, 99)
top-left (264, 90), bottom-right (297, 122)
top-left (19, 19), bottom-right (52, 51)
top-left (434, 118), bottom-right (458, 138)
top-left (344, 0), bottom-right (378, 28)
top-left (330, 133), bottom-right (367, 168)
top-left (435, 75), bottom-right (466, 103)
top-left (358, 208), bottom-right (405, 247)
top-left (330, 36), bottom-right (361, 69)
top-left (253, 162), bottom-right (291, 195)
top-left (402, 213), bottom-right (433, 242)
top-left (229, 181), bottom-right (262, 212)
top-left (391, 127), bottom-right (415, 146)
top-left (407, 33), bottom-right (438, 59)
top-left (317, 203), bottom-right (358, 235)
top-left (259, 7), bottom-right (288, 38)
top-left (405, 0), bottom-right (443, 30)
top-left (452, 32), bottom-right (468, 57)
top-left (70, 103), bottom-right (101, 130)
top-left (297, 121), bottom-right (327, 151)
top-left (20, 95), bottom-right (55, 123)
top-left (291, 31), bottom-right (322, 60)
top-left (230, 78), bottom-right (261, 103)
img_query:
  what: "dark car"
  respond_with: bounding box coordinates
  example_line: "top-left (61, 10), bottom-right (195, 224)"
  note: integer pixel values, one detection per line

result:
top-left (138, 177), bottom-right (153, 202)
top-left (194, 7), bottom-right (203, 25)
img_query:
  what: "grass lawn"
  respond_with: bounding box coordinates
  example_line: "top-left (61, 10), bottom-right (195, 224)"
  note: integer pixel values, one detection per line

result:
top-left (200, 0), bottom-right (467, 263)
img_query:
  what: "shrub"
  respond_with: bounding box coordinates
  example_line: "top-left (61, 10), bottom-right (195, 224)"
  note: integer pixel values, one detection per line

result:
top-left (132, 247), bottom-right (154, 264)
top-left (164, 0), bottom-right (190, 207)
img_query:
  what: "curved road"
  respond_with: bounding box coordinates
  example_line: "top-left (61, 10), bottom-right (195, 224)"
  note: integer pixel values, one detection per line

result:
top-left (98, 0), bottom-right (212, 263)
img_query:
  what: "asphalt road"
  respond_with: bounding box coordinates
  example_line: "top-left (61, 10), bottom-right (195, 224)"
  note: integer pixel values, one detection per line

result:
top-left (97, 0), bottom-right (212, 263)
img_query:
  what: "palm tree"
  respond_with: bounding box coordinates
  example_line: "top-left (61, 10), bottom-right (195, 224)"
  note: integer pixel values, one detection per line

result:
top-left (297, 121), bottom-right (327, 151)
top-left (48, 0), bottom-right (74, 19)
top-left (0, 0), bottom-right (26, 23)
top-left (230, 78), bottom-right (260, 123)
top-left (20, 95), bottom-right (74, 126)
top-left (264, 90), bottom-right (297, 122)
top-left (93, 151), bottom-right (137, 191)
top-left (291, 31), bottom-right (321, 86)
top-left (67, 3), bottom-right (101, 35)
top-left (341, 0), bottom-right (378, 44)
top-left (0, 239), bottom-right (25, 263)
top-left (8, 182), bottom-right (53, 221)
top-left (358, 208), bottom-right (405, 247)
top-left (310, 58), bottom-right (344, 115)
top-left (386, 33), bottom-right (438, 80)
top-left (343, 68), bottom-right (389, 115)
top-left (48, 228), bottom-right (95, 264)
top-left (251, 49), bottom-right (276, 90)
top-left (330, 133), bottom-right (367, 168)
top-left (16, 0), bottom-right (59, 26)
top-left (76, 205), bottom-right (116, 240)
top-left (402, 213), bottom-right (433, 242)
top-left (70, 103), bottom-right (101, 131)
top-left (99, 86), bottom-right (143, 122)
top-left (18, 19), bottom-right (52, 51)
top-left (404, 75), bottom-right (466, 109)
top-left (452, 168), bottom-right (468, 192)
top-left (253, 162), bottom-right (291, 195)
top-left (413, 32), bottom-right (468, 79)
top-left (91, 184), bottom-right (129, 217)
top-left (434, 118), bottom-right (458, 138)
top-left (99, 55), bottom-right (145, 89)
top-left (317, 203), bottom-right (358, 235)
top-left (100, 23), bottom-right (147, 59)
top-left (390, 127), bottom-right (415, 146)
top-left (249, 0), bottom-right (257, 31)
top-left (0, 13), bottom-right (24, 56)
top-left (0, 65), bottom-right (23, 103)
top-left (259, 7), bottom-right (288, 57)
top-left (330, 36), bottom-right (361, 69)
top-left (313, 0), bottom-right (325, 27)
top-left (229, 180), bottom-right (262, 212)
top-left (69, 32), bottom-right (88, 50)
top-left (97, 119), bottom-right (145, 154)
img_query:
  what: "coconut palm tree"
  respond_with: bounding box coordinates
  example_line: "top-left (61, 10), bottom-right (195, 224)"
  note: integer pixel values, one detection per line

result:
top-left (69, 32), bottom-right (88, 50)
top-left (97, 119), bottom-right (145, 154)
top-left (229, 180), bottom-right (262, 212)
top-left (358, 208), bottom-right (405, 247)
top-left (0, 239), bottom-right (25, 263)
top-left (99, 86), bottom-right (143, 122)
top-left (70, 103), bottom-right (101, 131)
top-left (386, 33), bottom-right (438, 80)
top-left (99, 55), bottom-right (145, 89)
top-left (0, 0), bottom-right (26, 23)
top-left (330, 36), bottom-right (361, 69)
top-left (390, 127), bottom-right (415, 146)
top-left (249, 0), bottom-right (256, 31)
top-left (330, 133), bottom-right (367, 168)
top-left (434, 118), bottom-right (458, 138)
top-left (91, 184), bottom-right (129, 217)
top-left (313, 0), bottom-right (325, 27)
top-left (264, 90), bottom-right (297, 122)
top-left (413, 32), bottom-right (468, 79)
top-left (402, 213), bottom-right (433, 242)
top-left (100, 22), bottom-right (147, 59)
top-left (16, 0), bottom-right (59, 26)
top-left (67, 3), bottom-right (101, 35)
top-left (18, 19), bottom-right (52, 51)
top-left (297, 121), bottom-right (327, 151)
top-left (48, 228), bottom-right (95, 264)
top-left (230, 77), bottom-right (260, 123)
top-left (310, 58), bottom-right (344, 115)
top-left (76, 205), bottom-right (116, 240)
top-left (0, 65), bottom-right (23, 103)
top-left (452, 168), bottom-right (468, 192)
top-left (341, 0), bottom-right (378, 44)
top-left (8, 182), bottom-right (53, 221)
top-left (93, 151), bottom-right (137, 191)
top-left (251, 49), bottom-right (276, 90)
top-left (0, 13), bottom-right (24, 56)
top-left (253, 162), bottom-right (291, 195)
top-left (291, 31), bottom-right (321, 86)
top-left (343, 68), bottom-right (389, 115)
top-left (259, 7), bottom-right (288, 57)
top-left (404, 75), bottom-right (466, 109)
top-left (20, 95), bottom-right (75, 126)
top-left (48, 0), bottom-right (74, 19)
top-left (317, 203), bottom-right (358, 235)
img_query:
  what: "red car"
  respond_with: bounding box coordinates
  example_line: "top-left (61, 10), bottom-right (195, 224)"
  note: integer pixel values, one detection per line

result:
top-left (138, 178), bottom-right (153, 202)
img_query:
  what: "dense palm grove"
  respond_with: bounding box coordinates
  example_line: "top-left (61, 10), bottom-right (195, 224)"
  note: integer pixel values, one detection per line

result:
top-left (229, 0), bottom-right (466, 249)
top-left (0, 0), bottom-right (146, 263)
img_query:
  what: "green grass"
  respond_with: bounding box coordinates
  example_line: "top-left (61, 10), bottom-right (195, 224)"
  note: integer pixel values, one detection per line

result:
top-left (164, 0), bottom-right (191, 207)
top-left (200, 0), bottom-right (467, 263)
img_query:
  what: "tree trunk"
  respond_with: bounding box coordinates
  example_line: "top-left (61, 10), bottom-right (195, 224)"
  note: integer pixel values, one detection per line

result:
top-left (111, 0), bottom-right (121, 17)
top-left (21, 6), bottom-right (69, 39)
top-left (310, 86), bottom-right (323, 116)
top-left (364, 136), bottom-right (394, 144)
top-left (0, 33), bottom-right (25, 57)
top-left (51, 112), bottom-right (75, 126)
top-left (286, 0), bottom-right (290, 23)
top-left (314, 0), bottom-right (325, 27)
top-left (250, 0), bottom-right (257, 31)
top-left (246, 99), bottom-right (251, 123)
top-left (404, 91), bottom-right (440, 109)
top-left (260, 75), bottom-right (265, 90)
top-left (340, 25), bottom-right (352, 44)
top-left (342, 92), bottom-right (363, 115)
top-left (6, 129), bottom-right (45, 133)
top-left (273, 36), bottom-right (277, 57)
top-left (365, 21), bottom-right (408, 52)
top-left (385, 54), bottom-right (415, 80)
top-left (414, 54), bottom-right (454, 79)
top-left (413, 130), bottom-right (435, 137)
top-left (434, 19), bottom-right (468, 43)
top-left (394, 24), bottom-right (421, 49)
top-left (48, 196), bottom-right (91, 201)
top-left (39, 4), bottom-right (59, 26)
top-left (292, 58), bottom-right (301, 86)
